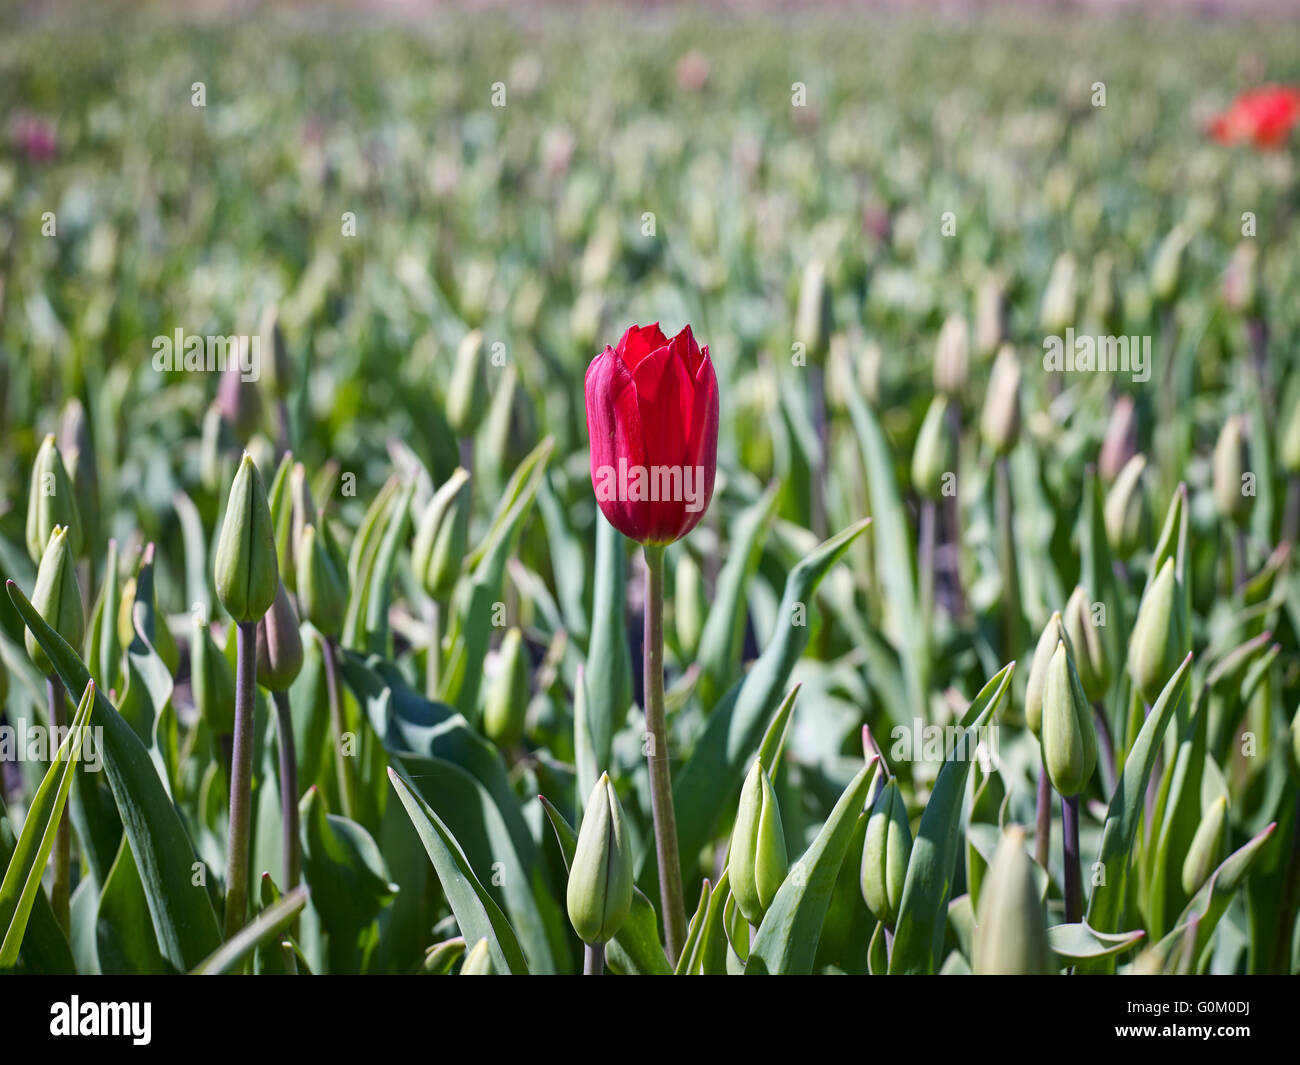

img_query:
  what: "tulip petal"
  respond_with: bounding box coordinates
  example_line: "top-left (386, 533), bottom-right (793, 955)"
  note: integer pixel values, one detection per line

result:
top-left (617, 322), bottom-right (669, 371)
top-left (585, 347), bottom-right (648, 539)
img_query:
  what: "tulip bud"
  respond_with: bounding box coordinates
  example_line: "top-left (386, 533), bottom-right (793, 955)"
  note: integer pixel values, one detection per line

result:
top-left (972, 826), bottom-right (1053, 975)
top-left (25, 526), bottom-right (84, 676)
top-left (981, 345), bottom-right (1021, 456)
top-left (567, 772), bottom-right (634, 944)
top-left (200, 402), bottom-right (235, 495)
top-left (26, 434), bottom-right (83, 563)
top-left (258, 305), bottom-right (292, 401)
top-left (1290, 703), bottom-right (1300, 777)
top-left (1041, 641), bottom-right (1098, 797)
top-left (729, 761), bottom-right (789, 925)
top-left (859, 777), bottom-right (911, 929)
top-left (1150, 225), bottom-right (1190, 305)
top-left (794, 258), bottom-right (832, 364)
top-left (1180, 795), bottom-right (1228, 895)
top-left (1222, 241), bottom-right (1258, 316)
top-left (912, 395), bottom-right (957, 500)
top-left (446, 330), bottom-right (489, 438)
top-left (256, 582), bottom-right (304, 691)
top-left (1088, 252), bottom-right (1119, 334)
top-left (1063, 586), bottom-right (1110, 702)
top-left (411, 468), bottom-right (471, 601)
top-left (1281, 395), bottom-right (1300, 475)
top-left (296, 523), bottom-right (348, 638)
top-left (459, 938), bottom-right (493, 975)
top-left (674, 552), bottom-right (707, 659)
top-left (0, 649), bottom-right (8, 707)
top-left (932, 314), bottom-right (969, 397)
top-left (59, 398), bottom-right (99, 551)
top-left (1098, 394), bottom-right (1137, 484)
top-left (859, 341), bottom-right (883, 407)
top-left (191, 612), bottom-right (236, 734)
top-left (975, 275), bottom-right (1004, 359)
top-left (483, 628), bottom-right (529, 749)
top-left (214, 453), bottom-right (279, 624)
top-left (1025, 611), bottom-right (1066, 738)
top-left (1040, 253), bottom-right (1077, 336)
top-left (217, 350), bottom-right (264, 442)
top-left (1104, 453), bottom-right (1151, 560)
top-left (1212, 416), bottom-right (1251, 527)
top-left (1129, 557), bottom-right (1182, 705)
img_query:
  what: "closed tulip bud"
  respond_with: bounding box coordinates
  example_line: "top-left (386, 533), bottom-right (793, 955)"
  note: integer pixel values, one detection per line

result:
top-left (674, 552), bottom-right (707, 658)
top-left (567, 772), bottom-right (634, 944)
top-left (1098, 394), bottom-right (1137, 484)
top-left (1290, 703), bottom-right (1300, 776)
top-left (216, 350), bottom-right (263, 442)
top-left (972, 827), bottom-right (1053, 975)
top-left (191, 612), bottom-right (236, 734)
top-left (59, 398), bottom-right (99, 550)
top-left (981, 345), bottom-right (1021, 456)
top-left (214, 454), bottom-right (279, 624)
top-left (729, 761), bottom-right (788, 925)
top-left (1040, 253), bottom-right (1077, 335)
top-left (794, 258), bottom-right (832, 364)
top-left (1088, 252), bottom-right (1120, 334)
top-left (411, 468), bottom-right (471, 601)
top-left (1041, 640), bottom-right (1098, 797)
top-left (483, 628), bottom-right (529, 749)
top-left (859, 340), bottom-right (883, 407)
top-left (1282, 395), bottom-right (1300, 475)
top-left (1129, 558), bottom-right (1182, 705)
top-left (446, 330), bottom-right (489, 438)
top-left (1025, 611), bottom-right (1067, 738)
top-left (1212, 416), bottom-right (1251, 526)
top-left (258, 305), bottom-right (292, 401)
top-left (26, 434), bottom-right (83, 563)
top-left (0, 650), bottom-right (8, 707)
top-left (459, 938), bottom-right (493, 975)
top-left (26, 526), bottom-right (84, 676)
top-left (200, 402), bottom-right (235, 494)
top-left (975, 274), bottom-right (1005, 358)
top-left (256, 582), bottom-right (304, 691)
top-left (1150, 225), bottom-right (1190, 304)
top-left (859, 777), bottom-right (911, 928)
top-left (296, 523), bottom-right (348, 638)
top-left (1222, 241), bottom-right (1258, 316)
top-left (1180, 795), bottom-right (1228, 895)
top-left (1104, 453), bottom-right (1151, 560)
top-left (932, 314), bottom-right (969, 397)
top-left (585, 324), bottom-right (719, 545)
top-left (1063, 586), bottom-right (1110, 701)
top-left (912, 395), bottom-right (957, 500)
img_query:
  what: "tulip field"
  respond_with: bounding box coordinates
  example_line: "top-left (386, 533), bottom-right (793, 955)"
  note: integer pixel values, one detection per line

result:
top-left (1, 3), bottom-right (1299, 988)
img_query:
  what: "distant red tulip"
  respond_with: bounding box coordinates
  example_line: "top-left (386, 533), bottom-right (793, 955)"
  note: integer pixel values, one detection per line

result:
top-left (1208, 86), bottom-right (1300, 150)
top-left (11, 113), bottom-right (56, 163)
top-left (585, 323), bottom-right (718, 545)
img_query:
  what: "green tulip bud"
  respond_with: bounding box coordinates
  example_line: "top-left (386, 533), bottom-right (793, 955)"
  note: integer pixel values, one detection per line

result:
top-left (483, 628), bottom-right (529, 749)
top-left (975, 274), bottom-right (1005, 359)
top-left (1289, 703), bottom-right (1300, 776)
top-left (59, 398), bottom-right (99, 552)
top-left (200, 402), bottom-right (236, 495)
top-left (216, 349), bottom-right (264, 442)
top-left (567, 772), bottom-right (634, 945)
top-left (972, 826), bottom-right (1053, 975)
top-left (1212, 416), bottom-right (1251, 527)
top-left (446, 330), bottom-right (489, 438)
top-left (26, 526), bottom-right (84, 676)
top-left (859, 340), bottom-right (883, 407)
top-left (1040, 253), bottom-right (1077, 336)
top-left (214, 453), bottom-right (279, 624)
top-left (256, 582), bottom-right (304, 691)
top-left (296, 523), bottom-right (348, 638)
top-left (981, 345), bottom-right (1021, 456)
top-left (794, 258), bottom-right (833, 364)
top-left (674, 552), bottom-right (707, 659)
top-left (191, 612), bottom-right (236, 734)
top-left (1041, 641), bottom-right (1098, 797)
top-left (932, 314), bottom-right (969, 397)
top-left (1098, 394), bottom-right (1137, 484)
top-left (912, 395), bottom-right (957, 501)
top-left (26, 434), bottom-right (83, 563)
top-left (1180, 795), bottom-right (1228, 896)
top-left (1063, 586), bottom-right (1110, 702)
top-left (1280, 386), bottom-right (1300, 475)
top-left (729, 761), bottom-right (789, 925)
top-left (859, 777), bottom-right (911, 929)
top-left (1088, 252), bottom-right (1120, 334)
top-left (1025, 611), bottom-right (1067, 738)
top-left (1104, 453), bottom-right (1151, 560)
top-left (1150, 224), bottom-right (1190, 305)
top-left (459, 938), bottom-right (493, 975)
top-left (258, 304), bottom-right (293, 401)
top-left (0, 648), bottom-right (8, 707)
top-left (1129, 558), bottom-right (1182, 705)
top-left (1222, 241), bottom-right (1258, 316)
top-left (411, 468), bottom-right (471, 601)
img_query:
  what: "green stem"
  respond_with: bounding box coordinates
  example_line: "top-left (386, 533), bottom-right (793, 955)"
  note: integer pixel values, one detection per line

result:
top-left (46, 676), bottom-right (70, 932)
top-left (918, 497), bottom-right (936, 656)
top-left (225, 620), bottom-right (257, 939)
top-left (1034, 766), bottom-right (1051, 870)
top-left (583, 941), bottom-right (605, 975)
top-left (642, 543), bottom-right (687, 963)
top-left (1062, 793), bottom-right (1082, 925)
top-left (321, 635), bottom-right (356, 820)
top-left (272, 690), bottom-right (300, 890)
top-left (994, 456), bottom-right (1020, 656)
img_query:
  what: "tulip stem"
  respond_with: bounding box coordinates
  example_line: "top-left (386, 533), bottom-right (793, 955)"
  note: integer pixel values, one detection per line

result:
top-left (994, 457), bottom-right (1021, 656)
top-left (1034, 767), bottom-right (1052, 869)
top-left (919, 498), bottom-right (936, 653)
top-left (322, 635), bottom-right (356, 820)
top-left (225, 620), bottom-right (257, 939)
top-left (46, 676), bottom-right (70, 932)
top-left (1092, 700), bottom-right (1117, 797)
top-left (1232, 527), bottom-right (1249, 592)
top-left (1283, 475), bottom-right (1300, 550)
top-left (1062, 794), bottom-right (1082, 925)
top-left (642, 543), bottom-right (687, 963)
top-left (583, 942), bottom-right (605, 975)
top-left (272, 690), bottom-right (300, 890)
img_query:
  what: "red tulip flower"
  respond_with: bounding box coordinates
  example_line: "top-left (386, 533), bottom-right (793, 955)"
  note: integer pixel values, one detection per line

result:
top-left (1208, 86), bottom-right (1300, 150)
top-left (585, 323), bottom-right (719, 545)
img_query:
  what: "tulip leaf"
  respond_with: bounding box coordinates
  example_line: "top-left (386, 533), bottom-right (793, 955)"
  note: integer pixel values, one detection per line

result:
top-left (581, 514), bottom-right (632, 806)
top-left (7, 580), bottom-right (224, 971)
top-left (890, 663), bottom-right (1015, 974)
top-left (747, 758), bottom-right (876, 975)
top-left (192, 886), bottom-right (310, 975)
top-left (1047, 922), bottom-right (1145, 962)
top-left (95, 834), bottom-right (166, 974)
top-left (0, 680), bottom-right (93, 968)
top-left (0, 820), bottom-right (74, 973)
top-left (675, 879), bottom-right (711, 975)
top-left (388, 766), bottom-right (530, 974)
top-left (756, 683), bottom-right (799, 779)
